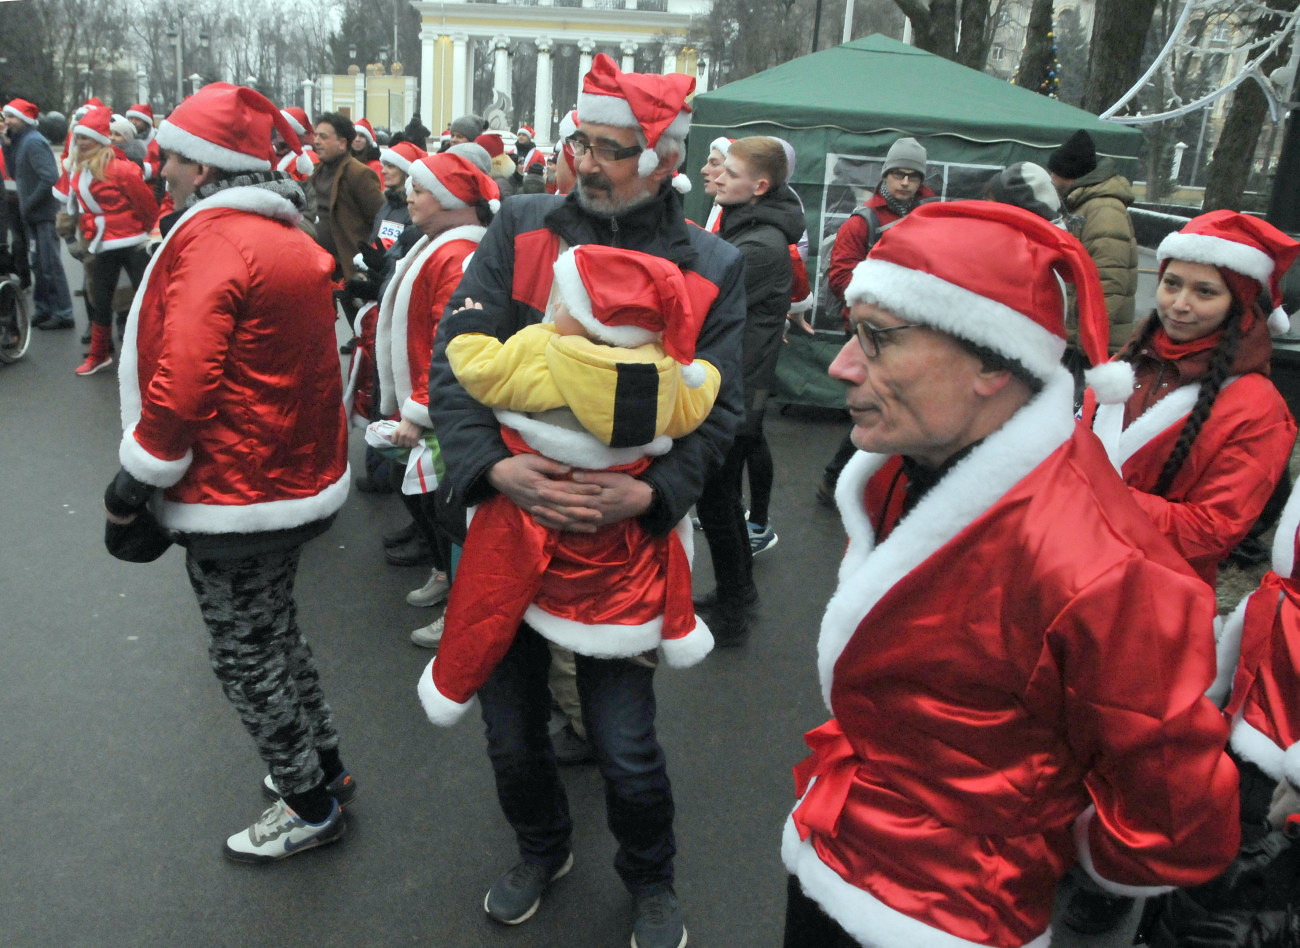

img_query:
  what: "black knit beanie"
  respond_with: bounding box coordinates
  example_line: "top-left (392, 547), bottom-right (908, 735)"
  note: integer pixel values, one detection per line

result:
top-left (1047, 129), bottom-right (1097, 180)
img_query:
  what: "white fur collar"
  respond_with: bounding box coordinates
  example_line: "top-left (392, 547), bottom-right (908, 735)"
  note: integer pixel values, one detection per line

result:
top-left (819, 368), bottom-right (1076, 711)
top-left (496, 410), bottom-right (672, 469)
top-left (1092, 376), bottom-right (1240, 472)
top-left (376, 225), bottom-right (486, 416)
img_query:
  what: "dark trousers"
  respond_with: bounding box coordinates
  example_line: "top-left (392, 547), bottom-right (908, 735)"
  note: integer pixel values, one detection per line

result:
top-left (745, 424), bottom-right (773, 527)
top-left (6, 194), bottom-right (29, 282)
top-left (89, 245), bottom-right (147, 328)
top-left (478, 625), bottom-right (676, 895)
top-left (822, 430), bottom-right (858, 488)
top-left (783, 875), bottom-right (860, 947)
top-left (696, 432), bottom-right (756, 599)
top-left (25, 219), bottom-right (73, 319)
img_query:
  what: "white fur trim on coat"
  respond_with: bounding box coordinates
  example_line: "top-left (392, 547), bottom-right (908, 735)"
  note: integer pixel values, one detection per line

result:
top-left (1072, 806), bottom-right (1176, 898)
top-left (119, 423), bottom-right (193, 487)
top-left (780, 814), bottom-right (1052, 948)
top-left (118, 186), bottom-right (305, 433)
top-left (1158, 232), bottom-right (1275, 284)
top-left (418, 656), bottom-right (477, 726)
top-left (525, 604), bottom-right (663, 657)
top-left (551, 246), bottom-right (659, 348)
top-left (496, 410), bottom-right (672, 470)
top-left (401, 396), bottom-right (433, 429)
top-left (376, 225), bottom-right (487, 419)
top-left (156, 120), bottom-right (272, 172)
top-left (820, 368), bottom-right (1076, 711)
top-left (1229, 708), bottom-right (1286, 781)
top-left (152, 466), bottom-right (349, 534)
top-left (1090, 382), bottom-right (1200, 472)
top-left (1207, 596), bottom-right (1248, 708)
top-left (845, 258), bottom-right (1066, 384)
top-left (659, 619), bottom-right (714, 667)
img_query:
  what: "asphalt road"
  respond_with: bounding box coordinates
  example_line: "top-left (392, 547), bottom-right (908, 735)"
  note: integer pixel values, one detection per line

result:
top-left (0, 257), bottom-right (1153, 947)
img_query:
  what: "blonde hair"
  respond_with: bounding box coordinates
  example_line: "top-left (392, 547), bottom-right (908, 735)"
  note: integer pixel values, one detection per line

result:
top-left (71, 139), bottom-right (114, 182)
top-left (727, 137), bottom-right (788, 191)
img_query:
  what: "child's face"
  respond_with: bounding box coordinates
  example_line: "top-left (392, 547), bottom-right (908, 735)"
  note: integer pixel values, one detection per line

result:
top-left (551, 299), bottom-right (587, 338)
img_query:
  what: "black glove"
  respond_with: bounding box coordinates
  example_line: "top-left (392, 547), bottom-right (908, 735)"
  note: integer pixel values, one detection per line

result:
top-left (1183, 909), bottom-right (1300, 948)
top-left (356, 238), bottom-right (387, 275)
top-left (104, 467), bottom-right (154, 519)
top-left (344, 270), bottom-right (381, 303)
top-left (105, 508), bottom-right (173, 563)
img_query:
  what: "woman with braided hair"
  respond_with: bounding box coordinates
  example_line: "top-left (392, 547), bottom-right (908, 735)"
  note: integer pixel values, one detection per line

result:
top-left (1082, 210), bottom-right (1298, 590)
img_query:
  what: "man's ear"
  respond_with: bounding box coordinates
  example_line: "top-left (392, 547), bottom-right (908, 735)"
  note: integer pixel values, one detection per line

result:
top-left (193, 164), bottom-right (217, 189)
top-left (753, 176), bottom-right (772, 197)
top-left (647, 152), bottom-right (674, 185)
top-left (971, 365), bottom-right (1017, 398)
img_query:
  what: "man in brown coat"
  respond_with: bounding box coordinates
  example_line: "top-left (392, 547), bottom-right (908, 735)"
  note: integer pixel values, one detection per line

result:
top-left (311, 112), bottom-right (383, 282)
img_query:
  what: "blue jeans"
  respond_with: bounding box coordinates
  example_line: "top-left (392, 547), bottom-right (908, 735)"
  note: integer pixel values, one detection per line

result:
top-left (25, 219), bottom-right (72, 319)
top-left (478, 625), bottom-right (676, 895)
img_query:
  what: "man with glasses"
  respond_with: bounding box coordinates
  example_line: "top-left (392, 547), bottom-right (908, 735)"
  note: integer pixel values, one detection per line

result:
top-left (782, 200), bottom-right (1240, 948)
top-left (819, 137), bottom-right (934, 506)
top-left (428, 53), bottom-right (745, 948)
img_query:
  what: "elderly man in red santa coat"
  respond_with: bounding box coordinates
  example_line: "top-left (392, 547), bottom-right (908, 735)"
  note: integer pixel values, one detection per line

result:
top-left (101, 83), bottom-right (355, 864)
top-left (781, 200), bottom-right (1241, 948)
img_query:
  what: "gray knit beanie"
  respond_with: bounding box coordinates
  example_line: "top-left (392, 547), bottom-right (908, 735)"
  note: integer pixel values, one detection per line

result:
top-left (449, 113), bottom-right (486, 141)
top-left (882, 137), bottom-right (926, 176)
top-left (447, 141), bottom-right (493, 175)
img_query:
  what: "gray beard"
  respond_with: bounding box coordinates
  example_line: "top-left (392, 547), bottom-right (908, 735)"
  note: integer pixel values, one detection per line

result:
top-left (575, 178), bottom-right (656, 217)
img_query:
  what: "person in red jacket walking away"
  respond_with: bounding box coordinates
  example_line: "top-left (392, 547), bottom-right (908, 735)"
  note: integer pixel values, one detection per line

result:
top-left (64, 106), bottom-right (157, 376)
top-left (102, 82), bottom-right (354, 863)
top-left (784, 201), bottom-right (1240, 948)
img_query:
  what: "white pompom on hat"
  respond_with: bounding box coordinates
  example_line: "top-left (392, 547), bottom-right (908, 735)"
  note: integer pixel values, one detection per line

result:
top-left (406, 151), bottom-right (502, 214)
top-left (552, 244), bottom-right (707, 387)
top-left (1157, 209), bottom-right (1300, 336)
top-left (157, 82), bottom-right (308, 173)
top-left (576, 53), bottom-right (695, 178)
top-left (845, 200), bottom-right (1125, 400)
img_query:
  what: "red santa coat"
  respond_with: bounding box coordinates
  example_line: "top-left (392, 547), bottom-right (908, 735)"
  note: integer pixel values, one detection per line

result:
top-left (1083, 372), bottom-right (1295, 586)
top-left (276, 147), bottom-right (319, 182)
top-left (1211, 483), bottom-right (1300, 786)
top-left (140, 134), bottom-right (162, 183)
top-left (117, 186), bottom-right (349, 534)
top-left (827, 187), bottom-right (935, 307)
top-left (374, 225), bottom-right (485, 428)
top-left (785, 369), bottom-right (1239, 948)
top-left (66, 160), bottom-right (158, 253)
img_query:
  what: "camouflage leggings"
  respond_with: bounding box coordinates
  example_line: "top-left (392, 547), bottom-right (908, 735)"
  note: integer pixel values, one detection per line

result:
top-left (185, 547), bottom-right (339, 797)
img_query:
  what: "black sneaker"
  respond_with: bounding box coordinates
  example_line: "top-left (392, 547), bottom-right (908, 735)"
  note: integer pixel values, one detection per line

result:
top-left (484, 853), bottom-right (574, 925)
top-left (382, 521), bottom-right (419, 549)
top-left (632, 887), bottom-right (687, 948)
top-left (692, 585), bottom-right (758, 611)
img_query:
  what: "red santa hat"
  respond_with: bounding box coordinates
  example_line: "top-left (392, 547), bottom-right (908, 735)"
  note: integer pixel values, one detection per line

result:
top-left (354, 117), bottom-right (377, 146)
top-left (473, 132), bottom-right (504, 158)
top-left (516, 124), bottom-right (534, 139)
top-left (406, 152), bottom-right (501, 213)
top-left (551, 244), bottom-right (707, 387)
top-left (380, 141), bottom-right (428, 176)
top-left (523, 147), bottom-right (546, 174)
top-left (73, 96), bottom-right (105, 121)
top-left (125, 103), bottom-right (154, 126)
top-left (3, 98), bottom-right (39, 127)
top-left (279, 107), bottom-right (311, 139)
top-left (1157, 209), bottom-right (1300, 335)
top-left (72, 106), bottom-right (113, 146)
top-left (577, 53), bottom-right (694, 177)
top-left (845, 200), bottom-right (1125, 401)
top-left (156, 82), bottom-right (309, 174)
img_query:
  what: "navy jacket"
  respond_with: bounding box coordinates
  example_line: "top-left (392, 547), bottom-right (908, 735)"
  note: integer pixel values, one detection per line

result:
top-left (9, 125), bottom-right (59, 223)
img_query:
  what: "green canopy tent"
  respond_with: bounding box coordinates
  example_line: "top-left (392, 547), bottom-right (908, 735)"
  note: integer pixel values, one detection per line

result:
top-left (685, 33), bottom-right (1142, 407)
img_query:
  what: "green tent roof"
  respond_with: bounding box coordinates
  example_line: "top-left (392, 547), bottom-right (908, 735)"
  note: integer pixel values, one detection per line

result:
top-left (692, 34), bottom-right (1140, 157)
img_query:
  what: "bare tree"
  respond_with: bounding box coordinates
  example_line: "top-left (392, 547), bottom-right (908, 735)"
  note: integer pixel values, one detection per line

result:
top-left (1081, 0), bottom-right (1161, 114)
top-left (892, 0), bottom-right (995, 69)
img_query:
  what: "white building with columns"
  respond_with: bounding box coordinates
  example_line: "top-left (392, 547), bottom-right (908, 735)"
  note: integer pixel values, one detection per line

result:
top-left (412, 0), bottom-right (711, 146)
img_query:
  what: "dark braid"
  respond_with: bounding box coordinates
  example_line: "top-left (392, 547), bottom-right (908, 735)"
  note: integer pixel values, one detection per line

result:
top-left (1150, 299), bottom-right (1245, 497)
top-left (1115, 311), bottom-right (1161, 364)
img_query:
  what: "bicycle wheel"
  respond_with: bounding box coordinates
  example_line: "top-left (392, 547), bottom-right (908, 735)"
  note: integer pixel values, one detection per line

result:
top-left (0, 277), bottom-right (30, 363)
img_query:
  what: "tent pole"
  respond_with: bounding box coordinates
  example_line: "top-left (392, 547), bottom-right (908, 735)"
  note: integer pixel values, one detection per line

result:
top-left (812, 0), bottom-right (823, 53)
top-left (842, 0), bottom-right (856, 43)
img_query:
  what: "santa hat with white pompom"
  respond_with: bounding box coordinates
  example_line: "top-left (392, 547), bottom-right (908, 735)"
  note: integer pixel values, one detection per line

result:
top-left (1157, 209), bottom-right (1300, 337)
top-left (576, 52), bottom-right (695, 178)
top-left (845, 200), bottom-right (1134, 403)
top-left (552, 244), bottom-right (707, 388)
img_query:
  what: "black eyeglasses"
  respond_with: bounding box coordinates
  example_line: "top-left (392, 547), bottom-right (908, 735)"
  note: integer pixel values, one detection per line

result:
top-left (852, 319), bottom-right (921, 358)
top-left (886, 169), bottom-right (924, 183)
top-left (566, 135), bottom-right (642, 163)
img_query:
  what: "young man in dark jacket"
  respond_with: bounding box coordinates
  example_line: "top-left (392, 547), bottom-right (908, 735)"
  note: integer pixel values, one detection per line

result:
top-left (695, 135), bottom-right (806, 645)
top-left (428, 53), bottom-right (745, 948)
top-left (3, 98), bottom-right (73, 328)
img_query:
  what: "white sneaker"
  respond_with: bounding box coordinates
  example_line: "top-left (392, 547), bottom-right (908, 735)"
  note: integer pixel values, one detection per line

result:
top-left (407, 569), bottom-right (450, 608)
top-left (411, 614), bottom-right (445, 648)
top-left (223, 798), bottom-right (345, 862)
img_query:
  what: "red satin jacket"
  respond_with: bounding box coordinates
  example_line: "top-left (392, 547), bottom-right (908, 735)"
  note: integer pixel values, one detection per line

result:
top-left (785, 373), bottom-right (1239, 948)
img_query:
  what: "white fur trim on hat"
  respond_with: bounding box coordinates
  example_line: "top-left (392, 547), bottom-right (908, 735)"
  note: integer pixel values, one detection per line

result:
top-left (3, 104), bottom-right (38, 126)
top-left (551, 247), bottom-right (659, 348)
top-left (406, 162), bottom-right (467, 209)
top-left (1083, 361), bottom-right (1136, 405)
top-left (156, 119), bottom-right (272, 172)
top-left (1270, 305), bottom-right (1291, 335)
top-left (279, 109), bottom-right (307, 137)
top-left (576, 92), bottom-right (692, 141)
top-left (709, 137), bottom-right (732, 156)
top-left (380, 146), bottom-right (412, 175)
top-left (418, 657), bottom-right (477, 726)
top-left (1157, 232), bottom-right (1275, 284)
top-left (845, 258), bottom-right (1066, 382)
top-left (72, 123), bottom-right (111, 147)
top-left (125, 108), bottom-right (152, 125)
